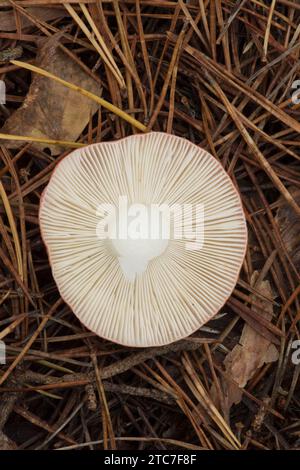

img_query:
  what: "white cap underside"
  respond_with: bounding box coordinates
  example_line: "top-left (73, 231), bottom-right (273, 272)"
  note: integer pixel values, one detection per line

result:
top-left (39, 132), bottom-right (247, 347)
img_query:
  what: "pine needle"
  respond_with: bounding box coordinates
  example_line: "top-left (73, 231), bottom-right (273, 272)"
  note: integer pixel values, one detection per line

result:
top-left (0, 180), bottom-right (23, 280)
top-left (0, 132), bottom-right (84, 147)
top-left (64, 3), bottom-right (125, 89)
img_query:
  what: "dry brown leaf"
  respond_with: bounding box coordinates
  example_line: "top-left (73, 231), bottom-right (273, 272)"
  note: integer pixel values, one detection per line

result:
top-left (276, 186), bottom-right (300, 268)
top-left (1, 37), bottom-right (100, 155)
top-left (0, 7), bottom-right (66, 32)
top-left (223, 271), bottom-right (279, 409)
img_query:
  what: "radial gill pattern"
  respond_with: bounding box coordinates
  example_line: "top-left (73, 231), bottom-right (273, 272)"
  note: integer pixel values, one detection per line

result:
top-left (39, 132), bottom-right (247, 347)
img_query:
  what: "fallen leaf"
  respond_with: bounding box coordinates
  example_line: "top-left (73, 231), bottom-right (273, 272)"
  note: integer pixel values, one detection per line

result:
top-left (276, 186), bottom-right (300, 268)
top-left (0, 7), bottom-right (66, 32)
top-left (1, 37), bottom-right (100, 155)
top-left (223, 272), bottom-right (279, 409)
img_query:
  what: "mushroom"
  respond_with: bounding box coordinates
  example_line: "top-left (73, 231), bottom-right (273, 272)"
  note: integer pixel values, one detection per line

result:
top-left (39, 132), bottom-right (247, 347)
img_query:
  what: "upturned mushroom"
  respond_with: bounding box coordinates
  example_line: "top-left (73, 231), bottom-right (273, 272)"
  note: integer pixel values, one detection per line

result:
top-left (39, 132), bottom-right (247, 347)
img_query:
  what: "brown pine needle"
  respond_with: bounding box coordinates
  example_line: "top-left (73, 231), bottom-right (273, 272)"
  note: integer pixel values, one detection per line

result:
top-left (0, 180), bottom-right (23, 280)
top-left (79, 3), bottom-right (125, 87)
top-left (64, 3), bottom-right (125, 89)
top-left (182, 352), bottom-right (241, 450)
top-left (0, 298), bottom-right (63, 386)
top-left (202, 68), bottom-right (300, 217)
top-left (0, 313), bottom-right (27, 341)
top-left (91, 353), bottom-right (116, 450)
top-left (263, 0), bottom-right (277, 61)
top-left (0, 1), bottom-right (299, 451)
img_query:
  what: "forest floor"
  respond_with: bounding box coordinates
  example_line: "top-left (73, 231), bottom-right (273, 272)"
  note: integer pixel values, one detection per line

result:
top-left (0, 0), bottom-right (300, 450)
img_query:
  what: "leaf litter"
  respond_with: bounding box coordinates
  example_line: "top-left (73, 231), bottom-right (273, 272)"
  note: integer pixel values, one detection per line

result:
top-left (0, 0), bottom-right (299, 451)
top-left (1, 36), bottom-right (100, 155)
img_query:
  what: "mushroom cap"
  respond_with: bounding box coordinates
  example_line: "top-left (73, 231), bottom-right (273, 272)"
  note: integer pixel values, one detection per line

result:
top-left (39, 132), bottom-right (247, 347)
